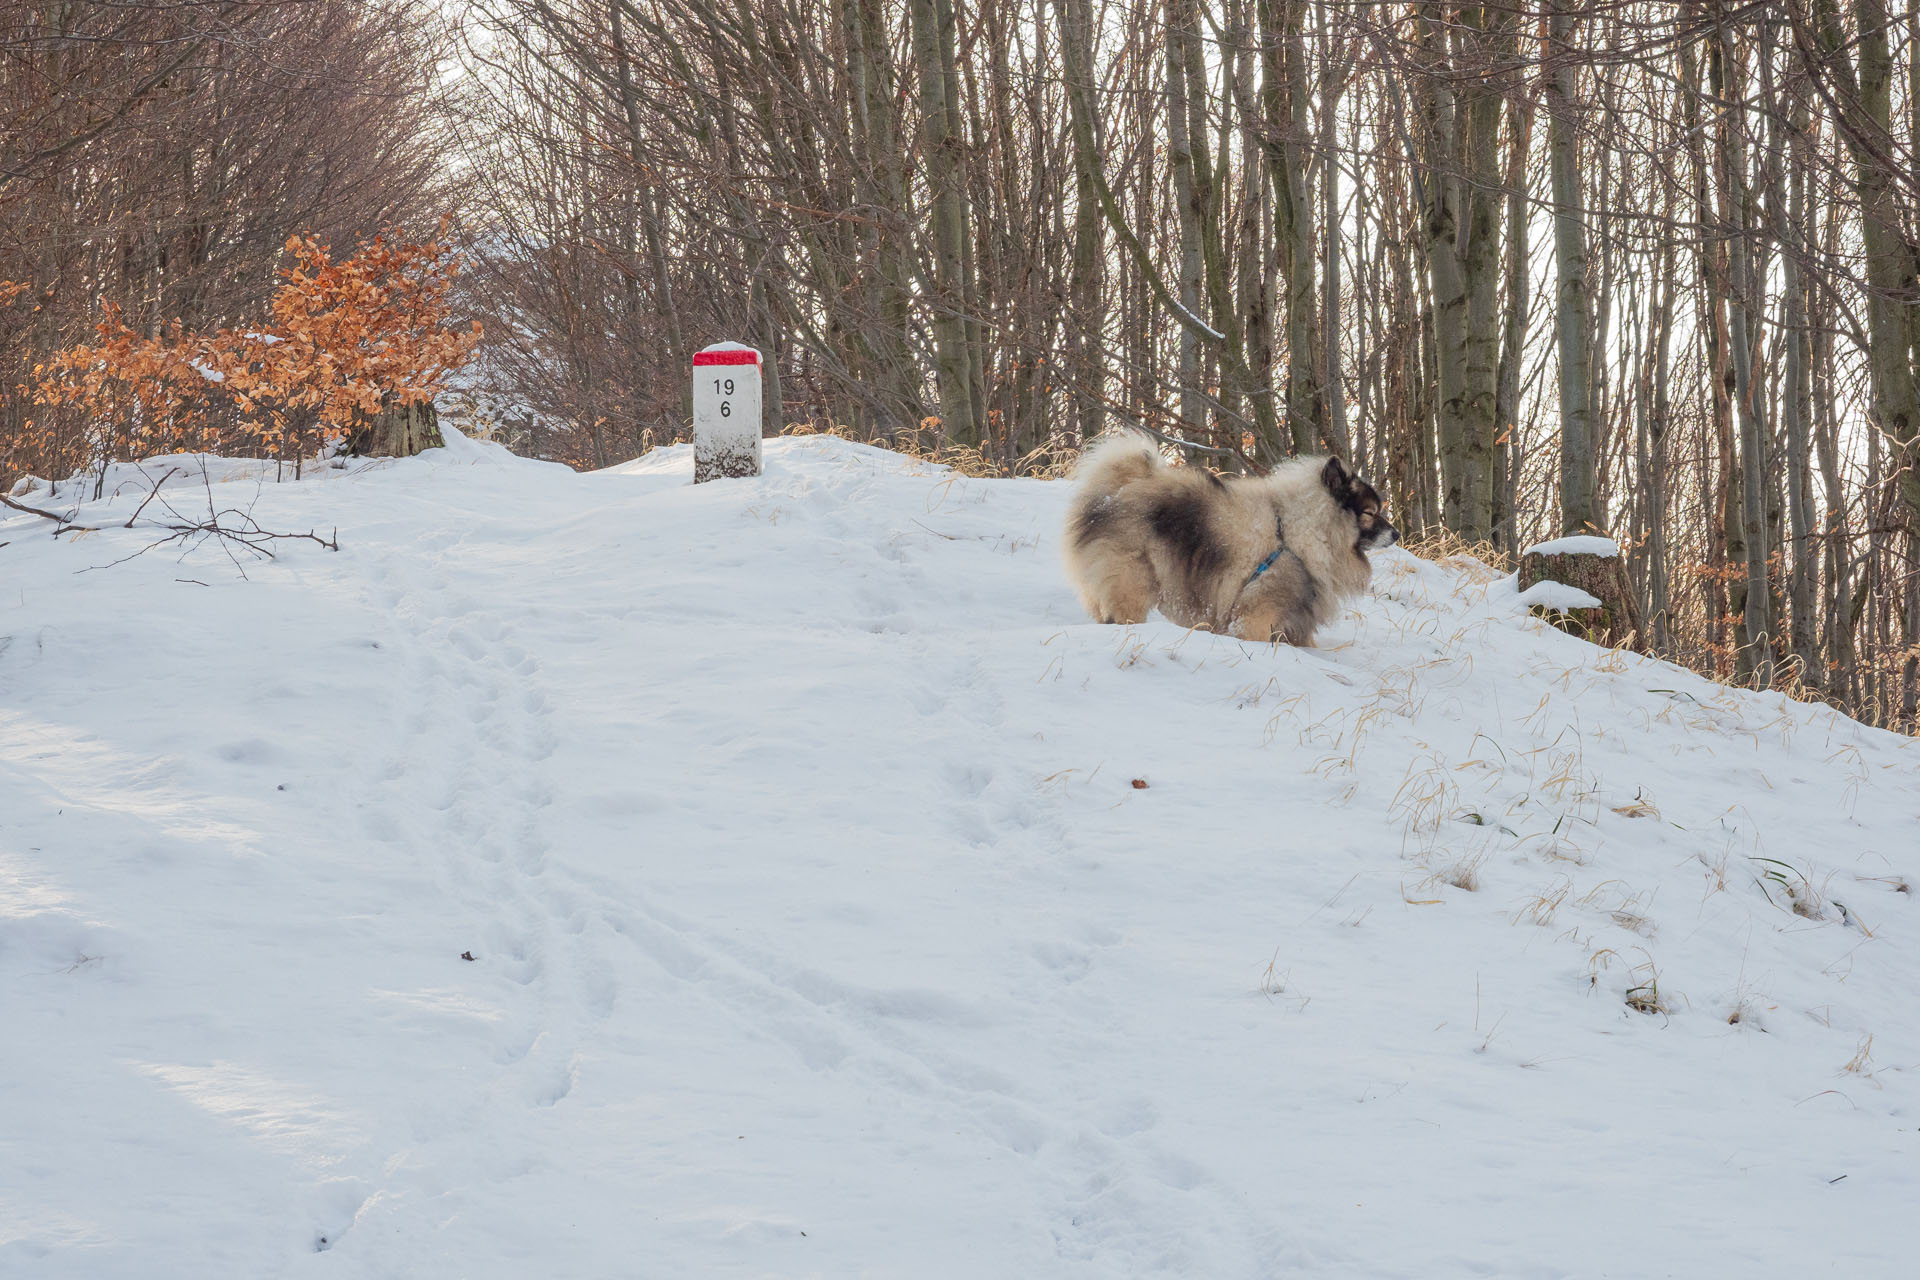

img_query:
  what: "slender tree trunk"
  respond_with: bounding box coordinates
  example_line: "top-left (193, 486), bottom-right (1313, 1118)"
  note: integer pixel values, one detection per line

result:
top-left (1416, 4), bottom-right (1465, 522)
top-left (1230, 0), bottom-right (1271, 463)
top-left (1811, 191), bottom-right (1855, 698)
top-left (1818, 0), bottom-right (1920, 529)
top-left (1059, 0), bottom-right (1106, 446)
top-left (847, 0), bottom-right (923, 434)
top-left (941, 0), bottom-right (989, 445)
top-left (1259, 0), bottom-right (1321, 455)
top-left (1166, 0), bottom-right (1206, 433)
top-left (1646, 202), bottom-right (1677, 653)
top-left (1548, 2), bottom-right (1600, 534)
top-left (908, 0), bottom-right (979, 446)
top-left (1456, 10), bottom-right (1509, 543)
top-left (1678, 37), bottom-right (1737, 668)
top-left (1771, 38), bottom-right (1819, 681)
top-left (1714, 23), bottom-right (1772, 684)
top-left (1319, 5), bottom-right (1350, 460)
top-left (1493, 89), bottom-right (1536, 553)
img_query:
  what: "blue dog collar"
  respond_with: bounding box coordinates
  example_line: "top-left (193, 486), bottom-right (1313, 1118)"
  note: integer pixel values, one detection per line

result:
top-left (1247, 547), bottom-right (1286, 585)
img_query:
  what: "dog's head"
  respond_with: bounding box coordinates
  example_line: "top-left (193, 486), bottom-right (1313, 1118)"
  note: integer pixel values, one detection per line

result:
top-left (1321, 456), bottom-right (1399, 553)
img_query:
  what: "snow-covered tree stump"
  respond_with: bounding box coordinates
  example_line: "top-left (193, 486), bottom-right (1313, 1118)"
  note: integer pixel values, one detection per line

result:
top-left (1517, 536), bottom-right (1644, 651)
top-left (693, 343), bottom-right (763, 482)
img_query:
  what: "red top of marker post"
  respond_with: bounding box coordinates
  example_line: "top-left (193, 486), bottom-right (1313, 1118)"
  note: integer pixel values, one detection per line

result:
top-left (693, 343), bottom-right (762, 367)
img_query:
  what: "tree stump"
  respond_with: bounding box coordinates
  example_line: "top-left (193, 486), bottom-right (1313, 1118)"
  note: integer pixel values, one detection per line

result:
top-left (346, 397), bottom-right (444, 458)
top-left (1518, 536), bottom-right (1645, 651)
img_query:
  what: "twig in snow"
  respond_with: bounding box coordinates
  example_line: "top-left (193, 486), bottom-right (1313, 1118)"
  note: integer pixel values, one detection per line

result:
top-left (78, 459), bottom-right (338, 576)
top-left (124, 466), bottom-right (181, 528)
top-left (1, 490), bottom-right (97, 533)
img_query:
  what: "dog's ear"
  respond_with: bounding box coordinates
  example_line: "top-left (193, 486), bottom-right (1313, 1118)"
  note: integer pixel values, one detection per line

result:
top-left (1320, 455), bottom-right (1350, 494)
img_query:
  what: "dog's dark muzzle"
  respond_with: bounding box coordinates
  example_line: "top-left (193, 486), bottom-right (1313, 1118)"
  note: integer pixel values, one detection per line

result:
top-left (1365, 523), bottom-right (1400, 550)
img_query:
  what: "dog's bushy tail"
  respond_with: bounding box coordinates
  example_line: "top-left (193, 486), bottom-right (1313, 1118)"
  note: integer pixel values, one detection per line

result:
top-left (1072, 431), bottom-right (1162, 502)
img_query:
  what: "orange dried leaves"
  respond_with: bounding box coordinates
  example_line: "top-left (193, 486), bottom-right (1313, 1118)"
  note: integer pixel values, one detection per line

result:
top-left (33, 225), bottom-right (480, 460)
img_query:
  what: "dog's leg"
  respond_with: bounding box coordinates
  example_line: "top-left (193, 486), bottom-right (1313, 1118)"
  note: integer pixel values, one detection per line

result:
top-left (1091, 557), bottom-right (1155, 624)
top-left (1277, 600), bottom-right (1319, 646)
top-left (1234, 602), bottom-right (1284, 644)
top-left (1235, 558), bottom-right (1317, 645)
top-left (1098, 579), bottom-right (1153, 625)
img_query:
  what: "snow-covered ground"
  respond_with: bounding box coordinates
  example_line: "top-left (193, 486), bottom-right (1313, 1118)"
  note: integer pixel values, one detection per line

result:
top-left (4, 433), bottom-right (1916, 1278)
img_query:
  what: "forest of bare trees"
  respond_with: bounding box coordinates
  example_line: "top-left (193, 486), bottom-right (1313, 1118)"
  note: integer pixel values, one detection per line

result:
top-left (5, 1), bottom-right (1919, 732)
top-left (1, 2), bottom-right (450, 469)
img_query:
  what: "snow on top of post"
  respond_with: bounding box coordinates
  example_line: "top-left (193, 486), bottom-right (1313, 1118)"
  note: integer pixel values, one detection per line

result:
top-left (1515, 580), bottom-right (1605, 610)
top-left (1523, 534), bottom-right (1620, 558)
top-left (693, 341), bottom-right (762, 366)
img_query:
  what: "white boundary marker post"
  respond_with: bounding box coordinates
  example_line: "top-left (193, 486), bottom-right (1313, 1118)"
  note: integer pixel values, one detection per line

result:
top-left (692, 343), bottom-right (763, 482)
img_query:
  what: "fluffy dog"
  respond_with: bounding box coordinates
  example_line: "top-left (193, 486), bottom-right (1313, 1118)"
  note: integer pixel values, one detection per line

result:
top-left (1062, 432), bottom-right (1398, 644)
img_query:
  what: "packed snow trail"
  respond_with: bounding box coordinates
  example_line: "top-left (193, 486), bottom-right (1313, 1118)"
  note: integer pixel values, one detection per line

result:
top-left (3, 433), bottom-right (1917, 1278)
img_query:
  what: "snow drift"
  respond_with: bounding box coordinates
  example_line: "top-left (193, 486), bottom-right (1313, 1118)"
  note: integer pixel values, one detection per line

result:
top-left (4, 434), bottom-right (1916, 1278)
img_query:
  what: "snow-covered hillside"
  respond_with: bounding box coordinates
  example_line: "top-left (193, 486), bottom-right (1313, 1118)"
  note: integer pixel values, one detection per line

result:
top-left (4, 434), bottom-right (1916, 1278)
